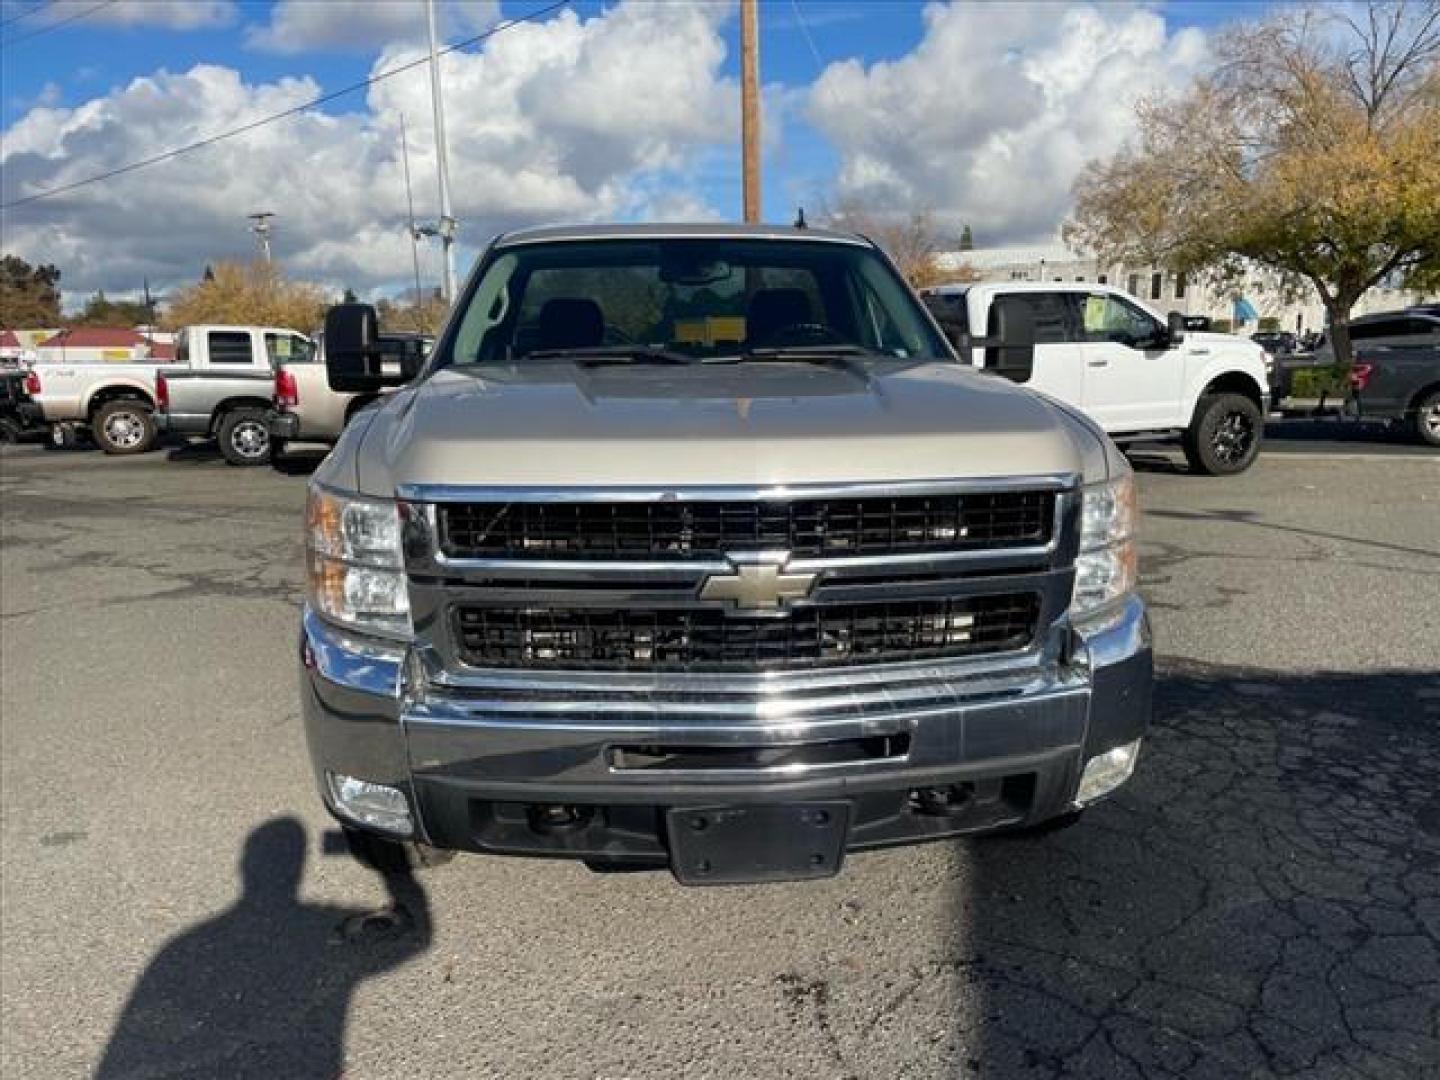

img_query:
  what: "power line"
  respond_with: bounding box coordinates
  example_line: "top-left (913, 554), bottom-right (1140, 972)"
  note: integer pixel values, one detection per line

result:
top-left (0, 1), bottom-right (53, 32)
top-left (1, 0), bottom-right (113, 48)
top-left (1, 0), bottom-right (568, 211)
top-left (789, 0), bottom-right (826, 76)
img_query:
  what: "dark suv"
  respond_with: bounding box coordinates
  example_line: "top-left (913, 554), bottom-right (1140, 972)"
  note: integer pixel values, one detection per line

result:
top-left (1341, 309), bottom-right (1440, 446)
top-left (1313, 308), bottom-right (1440, 364)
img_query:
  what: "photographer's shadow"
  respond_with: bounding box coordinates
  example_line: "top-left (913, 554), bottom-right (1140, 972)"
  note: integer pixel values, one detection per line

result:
top-left (97, 817), bottom-right (430, 1080)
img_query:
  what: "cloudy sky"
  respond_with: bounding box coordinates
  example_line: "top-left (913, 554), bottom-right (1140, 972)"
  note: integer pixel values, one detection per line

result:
top-left (0, 0), bottom-right (1264, 306)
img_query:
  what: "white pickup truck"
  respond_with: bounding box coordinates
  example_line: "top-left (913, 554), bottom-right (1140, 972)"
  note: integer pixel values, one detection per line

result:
top-left (25, 324), bottom-right (315, 457)
top-left (25, 356), bottom-right (176, 454)
top-left (921, 282), bottom-right (1273, 474)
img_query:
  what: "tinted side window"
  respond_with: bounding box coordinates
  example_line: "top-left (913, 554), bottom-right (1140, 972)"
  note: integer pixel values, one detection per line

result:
top-left (209, 331), bottom-right (254, 364)
top-left (1080, 294), bottom-right (1163, 348)
top-left (266, 333), bottom-right (314, 364)
top-left (1351, 319), bottom-right (1404, 341)
top-left (922, 293), bottom-right (969, 350)
top-left (984, 293), bottom-right (1077, 383)
top-left (1018, 292), bottom-right (1078, 344)
top-left (1351, 317), bottom-right (1439, 342)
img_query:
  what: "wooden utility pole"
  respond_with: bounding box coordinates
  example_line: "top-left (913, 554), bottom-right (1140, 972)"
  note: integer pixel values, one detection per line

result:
top-left (740, 0), bottom-right (761, 223)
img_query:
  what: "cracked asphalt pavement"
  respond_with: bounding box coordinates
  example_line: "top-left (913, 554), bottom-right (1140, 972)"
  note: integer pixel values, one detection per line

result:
top-left (2, 441), bottom-right (1438, 1079)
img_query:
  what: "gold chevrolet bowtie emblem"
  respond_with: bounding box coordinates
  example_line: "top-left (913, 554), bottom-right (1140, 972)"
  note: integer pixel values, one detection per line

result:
top-left (699, 559), bottom-right (816, 613)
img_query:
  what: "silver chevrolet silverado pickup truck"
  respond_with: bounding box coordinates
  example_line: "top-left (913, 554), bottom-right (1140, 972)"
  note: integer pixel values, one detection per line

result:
top-left (301, 223), bottom-right (1152, 885)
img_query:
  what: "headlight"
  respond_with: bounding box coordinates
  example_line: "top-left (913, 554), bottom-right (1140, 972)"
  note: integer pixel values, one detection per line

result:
top-left (306, 486), bottom-right (411, 637)
top-left (1072, 468), bottom-right (1138, 617)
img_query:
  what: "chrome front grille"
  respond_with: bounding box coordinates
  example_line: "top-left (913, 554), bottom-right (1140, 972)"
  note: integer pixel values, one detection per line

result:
top-left (453, 593), bottom-right (1042, 672)
top-left (401, 478), bottom-right (1079, 678)
top-left (437, 490), bottom-right (1053, 561)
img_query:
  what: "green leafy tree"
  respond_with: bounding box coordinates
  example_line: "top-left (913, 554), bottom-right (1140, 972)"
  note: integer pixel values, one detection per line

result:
top-left (0, 254), bottom-right (62, 328)
top-left (1065, 2), bottom-right (1440, 367)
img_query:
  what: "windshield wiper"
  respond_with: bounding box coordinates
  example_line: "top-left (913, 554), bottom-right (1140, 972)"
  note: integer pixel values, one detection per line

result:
top-left (737, 344), bottom-right (879, 361)
top-left (712, 344), bottom-right (897, 371)
top-left (526, 346), bottom-right (695, 366)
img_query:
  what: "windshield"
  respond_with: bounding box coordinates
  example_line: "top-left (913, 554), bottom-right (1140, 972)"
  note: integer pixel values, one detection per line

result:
top-left (442, 238), bottom-right (951, 366)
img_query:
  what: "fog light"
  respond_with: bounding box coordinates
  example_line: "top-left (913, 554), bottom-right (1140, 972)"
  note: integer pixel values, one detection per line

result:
top-left (1076, 739), bottom-right (1142, 805)
top-left (325, 772), bottom-right (413, 835)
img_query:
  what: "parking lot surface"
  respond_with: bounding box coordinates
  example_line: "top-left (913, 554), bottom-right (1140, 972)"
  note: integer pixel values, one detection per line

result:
top-left (2, 442), bottom-right (1438, 1079)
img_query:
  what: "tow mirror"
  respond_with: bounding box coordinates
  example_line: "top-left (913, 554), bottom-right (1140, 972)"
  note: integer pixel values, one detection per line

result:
top-left (1167, 311), bottom-right (1187, 346)
top-left (324, 303), bottom-right (381, 392)
top-left (986, 297), bottom-right (1035, 383)
top-left (323, 304), bottom-right (423, 392)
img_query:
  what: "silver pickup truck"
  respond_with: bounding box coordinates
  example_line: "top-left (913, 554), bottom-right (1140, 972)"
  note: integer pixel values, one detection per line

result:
top-left (300, 223), bottom-right (1153, 884)
top-left (155, 325), bottom-right (314, 465)
top-left (268, 331), bottom-right (431, 459)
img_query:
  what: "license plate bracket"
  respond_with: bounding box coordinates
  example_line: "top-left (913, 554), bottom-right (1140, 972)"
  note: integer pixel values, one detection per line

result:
top-left (665, 802), bottom-right (850, 885)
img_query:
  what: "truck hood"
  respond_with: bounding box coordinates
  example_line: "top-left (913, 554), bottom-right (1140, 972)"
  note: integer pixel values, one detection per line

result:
top-left (343, 360), bottom-right (1109, 496)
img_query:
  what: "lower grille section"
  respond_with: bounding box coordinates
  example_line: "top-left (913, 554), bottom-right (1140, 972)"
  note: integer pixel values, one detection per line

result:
top-left (454, 594), bottom-right (1041, 672)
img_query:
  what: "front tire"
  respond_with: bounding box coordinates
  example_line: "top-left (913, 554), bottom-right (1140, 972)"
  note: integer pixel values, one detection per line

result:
top-left (92, 400), bottom-right (157, 455)
top-left (342, 826), bottom-right (453, 872)
top-left (1183, 392), bottom-right (1262, 475)
top-left (218, 408), bottom-right (271, 466)
top-left (1409, 390), bottom-right (1440, 448)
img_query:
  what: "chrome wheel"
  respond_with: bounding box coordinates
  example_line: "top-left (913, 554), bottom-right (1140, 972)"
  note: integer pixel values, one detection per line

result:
top-left (1210, 410), bottom-right (1256, 466)
top-left (1422, 401), bottom-right (1440, 442)
top-left (103, 410), bottom-right (146, 450)
top-left (230, 419), bottom-right (269, 460)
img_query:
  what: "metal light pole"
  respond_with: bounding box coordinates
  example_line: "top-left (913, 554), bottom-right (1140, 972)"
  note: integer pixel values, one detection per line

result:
top-left (248, 211), bottom-right (275, 262)
top-left (400, 115), bottom-right (426, 316)
top-left (426, 0), bottom-right (457, 301)
top-left (740, 0), bottom-right (761, 223)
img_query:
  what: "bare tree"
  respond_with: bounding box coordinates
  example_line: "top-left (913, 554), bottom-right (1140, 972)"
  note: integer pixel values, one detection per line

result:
top-left (821, 197), bottom-right (978, 289)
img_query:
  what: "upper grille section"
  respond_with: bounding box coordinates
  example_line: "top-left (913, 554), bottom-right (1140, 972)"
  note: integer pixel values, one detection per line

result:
top-left (437, 491), bottom-right (1054, 561)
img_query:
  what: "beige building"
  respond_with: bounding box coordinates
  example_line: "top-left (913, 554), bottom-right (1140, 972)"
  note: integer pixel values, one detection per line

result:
top-left (936, 245), bottom-right (1435, 336)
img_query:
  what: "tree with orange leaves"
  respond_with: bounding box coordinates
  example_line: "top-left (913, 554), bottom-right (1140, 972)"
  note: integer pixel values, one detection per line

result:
top-left (1065, 2), bottom-right (1440, 367)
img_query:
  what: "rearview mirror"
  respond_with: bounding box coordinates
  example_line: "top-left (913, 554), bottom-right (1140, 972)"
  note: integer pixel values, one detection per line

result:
top-left (658, 256), bottom-right (732, 287)
top-left (324, 304), bottom-right (423, 392)
top-left (1166, 311), bottom-right (1187, 347)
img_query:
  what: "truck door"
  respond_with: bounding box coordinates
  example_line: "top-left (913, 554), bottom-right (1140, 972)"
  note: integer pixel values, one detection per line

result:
top-left (1076, 292), bottom-right (1185, 432)
top-left (983, 292), bottom-right (1085, 407)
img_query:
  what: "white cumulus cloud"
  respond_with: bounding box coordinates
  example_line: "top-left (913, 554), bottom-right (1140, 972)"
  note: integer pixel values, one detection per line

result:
top-left (0, 1), bottom-right (738, 301)
top-left (245, 0), bottom-right (500, 55)
top-left (807, 1), bottom-right (1208, 246)
top-left (32, 0), bottom-right (238, 31)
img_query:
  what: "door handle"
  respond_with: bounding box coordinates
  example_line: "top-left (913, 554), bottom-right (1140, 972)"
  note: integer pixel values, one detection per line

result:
top-left (1189, 348), bottom-right (1210, 356)
top-left (1087, 359), bottom-right (1109, 367)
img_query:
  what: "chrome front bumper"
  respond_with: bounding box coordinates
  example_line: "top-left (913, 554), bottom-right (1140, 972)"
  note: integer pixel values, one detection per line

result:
top-left (301, 594), bottom-right (1152, 857)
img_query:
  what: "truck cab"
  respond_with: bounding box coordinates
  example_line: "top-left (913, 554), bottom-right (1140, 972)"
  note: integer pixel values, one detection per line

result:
top-left (922, 282), bottom-right (1272, 474)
